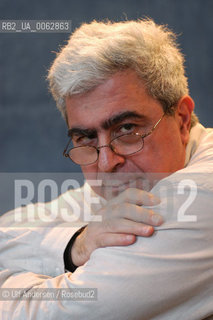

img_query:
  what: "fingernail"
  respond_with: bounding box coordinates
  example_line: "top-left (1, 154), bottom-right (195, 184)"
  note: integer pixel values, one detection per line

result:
top-left (143, 226), bottom-right (153, 234)
top-left (126, 235), bottom-right (134, 241)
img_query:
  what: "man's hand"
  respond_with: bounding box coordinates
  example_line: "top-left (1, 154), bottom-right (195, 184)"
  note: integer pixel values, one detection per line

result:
top-left (71, 188), bottom-right (163, 267)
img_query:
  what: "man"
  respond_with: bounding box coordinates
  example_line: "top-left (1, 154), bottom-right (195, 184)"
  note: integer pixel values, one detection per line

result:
top-left (0, 18), bottom-right (213, 319)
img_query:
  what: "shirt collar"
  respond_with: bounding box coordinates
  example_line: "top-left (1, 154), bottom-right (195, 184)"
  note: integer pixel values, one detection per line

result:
top-left (184, 123), bottom-right (206, 167)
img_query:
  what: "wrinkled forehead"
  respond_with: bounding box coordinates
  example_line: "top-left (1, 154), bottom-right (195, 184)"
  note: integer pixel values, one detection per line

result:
top-left (65, 70), bottom-right (163, 130)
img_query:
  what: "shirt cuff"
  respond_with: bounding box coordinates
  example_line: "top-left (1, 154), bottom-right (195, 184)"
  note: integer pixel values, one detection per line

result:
top-left (63, 225), bottom-right (87, 273)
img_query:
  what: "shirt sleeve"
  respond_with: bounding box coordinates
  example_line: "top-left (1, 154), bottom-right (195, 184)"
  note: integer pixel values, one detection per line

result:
top-left (1, 171), bottom-right (213, 319)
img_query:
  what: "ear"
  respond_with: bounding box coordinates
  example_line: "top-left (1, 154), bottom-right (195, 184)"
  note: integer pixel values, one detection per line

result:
top-left (175, 95), bottom-right (195, 146)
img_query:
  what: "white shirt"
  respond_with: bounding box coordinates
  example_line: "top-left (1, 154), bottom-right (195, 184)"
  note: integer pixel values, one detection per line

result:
top-left (0, 123), bottom-right (213, 320)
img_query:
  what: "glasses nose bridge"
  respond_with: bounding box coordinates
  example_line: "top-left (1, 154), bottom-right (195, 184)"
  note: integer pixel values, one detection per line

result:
top-left (97, 143), bottom-right (114, 153)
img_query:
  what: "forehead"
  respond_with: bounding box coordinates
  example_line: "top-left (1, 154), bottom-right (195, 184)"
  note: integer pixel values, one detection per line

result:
top-left (66, 70), bottom-right (163, 129)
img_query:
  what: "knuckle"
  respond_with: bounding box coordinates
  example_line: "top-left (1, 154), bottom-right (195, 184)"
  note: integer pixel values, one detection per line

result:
top-left (118, 203), bottom-right (131, 218)
top-left (111, 203), bottom-right (129, 218)
top-left (122, 188), bottom-right (134, 201)
top-left (148, 209), bottom-right (155, 217)
top-left (96, 235), bottom-right (106, 248)
top-left (103, 218), bottom-right (114, 231)
top-left (142, 208), bottom-right (154, 220)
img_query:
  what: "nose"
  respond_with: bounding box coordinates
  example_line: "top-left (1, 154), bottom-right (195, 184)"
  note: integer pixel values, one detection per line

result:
top-left (97, 145), bottom-right (125, 172)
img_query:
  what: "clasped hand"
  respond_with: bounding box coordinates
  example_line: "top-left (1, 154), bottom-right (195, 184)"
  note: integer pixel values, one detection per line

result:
top-left (71, 188), bottom-right (163, 267)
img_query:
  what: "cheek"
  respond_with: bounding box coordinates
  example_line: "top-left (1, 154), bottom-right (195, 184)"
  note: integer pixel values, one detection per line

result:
top-left (129, 135), bottom-right (181, 173)
top-left (128, 152), bottom-right (159, 172)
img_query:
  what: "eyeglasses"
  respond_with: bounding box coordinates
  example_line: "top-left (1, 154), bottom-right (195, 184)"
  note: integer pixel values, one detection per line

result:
top-left (63, 114), bottom-right (165, 166)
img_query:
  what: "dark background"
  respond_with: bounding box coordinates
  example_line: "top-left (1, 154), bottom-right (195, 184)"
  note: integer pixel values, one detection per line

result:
top-left (0, 0), bottom-right (213, 174)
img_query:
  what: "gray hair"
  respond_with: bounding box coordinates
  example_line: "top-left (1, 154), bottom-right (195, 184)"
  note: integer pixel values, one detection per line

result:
top-left (47, 18), bottom-right (198, 127)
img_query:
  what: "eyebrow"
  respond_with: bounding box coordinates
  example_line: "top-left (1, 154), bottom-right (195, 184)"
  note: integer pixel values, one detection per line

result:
top-left (101, 111), bottom-right (147, 130)
top-left (68, 111), bottom-right (147, 137)
top-left (68, 128), bottom-right (97, 138)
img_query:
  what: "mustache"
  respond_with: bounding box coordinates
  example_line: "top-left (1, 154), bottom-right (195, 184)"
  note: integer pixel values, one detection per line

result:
top-left (97, 173), bottom-right (146, 185)
top-left (85, 173), bottom-right (147, 189)
top-left (85, 172), bottom-right (167, 194)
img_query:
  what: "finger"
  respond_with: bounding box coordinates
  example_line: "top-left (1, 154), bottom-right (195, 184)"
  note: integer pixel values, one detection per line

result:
top-left (110, 188), bottom-right (161, 207)
top-left (103, 203), bottom-right (163, 226)
top-left (102, 217), bottom-right (155, 237)
top-left (95, 233), bottom-right (137, 248)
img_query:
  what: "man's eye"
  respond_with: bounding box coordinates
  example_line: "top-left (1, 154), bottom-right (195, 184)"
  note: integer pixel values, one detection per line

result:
top-left (74, 136), bottom-right (96, 146)
top-left (119, 123), bottom-right (136, 134)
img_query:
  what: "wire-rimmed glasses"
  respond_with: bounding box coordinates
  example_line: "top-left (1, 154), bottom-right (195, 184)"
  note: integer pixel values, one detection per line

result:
top-left (63, 114), bottom-right (165, 166)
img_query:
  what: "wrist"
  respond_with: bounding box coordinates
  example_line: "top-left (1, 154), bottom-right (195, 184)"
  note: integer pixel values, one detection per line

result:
top-left (63, 225), bottom-right (87, 272)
